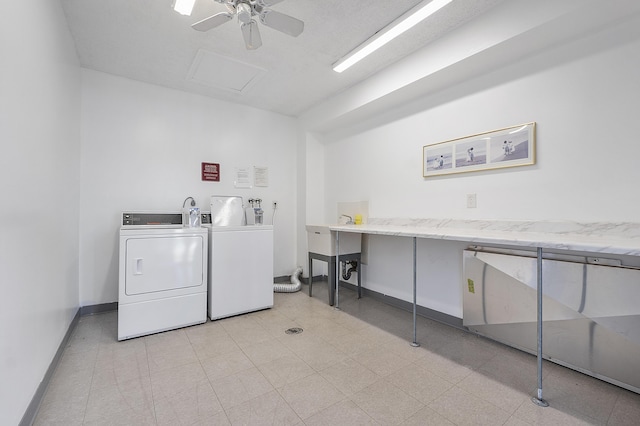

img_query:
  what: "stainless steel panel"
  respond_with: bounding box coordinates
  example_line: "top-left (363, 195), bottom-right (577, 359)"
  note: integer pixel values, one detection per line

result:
top-left (463, 250), bottom-right (640, 394)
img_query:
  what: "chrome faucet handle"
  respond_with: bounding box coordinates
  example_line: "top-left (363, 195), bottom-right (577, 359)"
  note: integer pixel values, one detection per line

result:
top-left (340, 214), bottom-right (353, 224)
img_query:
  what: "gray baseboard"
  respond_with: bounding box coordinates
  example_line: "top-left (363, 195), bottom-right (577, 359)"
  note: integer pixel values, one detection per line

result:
top-left (20, 308), bottom-right (81, 426)
top-left (80, 302), bottom-right (118, 315)
top-left (337, 280), bottom-right (464, 330)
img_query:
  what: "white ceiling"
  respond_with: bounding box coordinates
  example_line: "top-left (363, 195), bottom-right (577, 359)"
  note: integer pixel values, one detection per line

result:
top-left (60, 0), bottom-right (640, 126)
top-left (60, 0), bottom-right (506, 117)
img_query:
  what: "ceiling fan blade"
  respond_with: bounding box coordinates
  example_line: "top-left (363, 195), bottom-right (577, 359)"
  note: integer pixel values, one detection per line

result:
top-left (192, 12), bottom-right (233, 32)
top-left (257, 0), bottom-right (285, 6)
top-left (241, 20), bottom-right (262, 50)
top-left (259, 10), bottom-right (304, 37)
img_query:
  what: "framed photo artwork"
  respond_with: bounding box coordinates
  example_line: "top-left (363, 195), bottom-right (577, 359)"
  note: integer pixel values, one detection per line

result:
top-left (423, 122), bottom-right (536, 177)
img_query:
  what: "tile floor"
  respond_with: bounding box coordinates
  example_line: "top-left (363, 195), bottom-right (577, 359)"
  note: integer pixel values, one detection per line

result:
top-left (35, 282), bottom-right (640, 425)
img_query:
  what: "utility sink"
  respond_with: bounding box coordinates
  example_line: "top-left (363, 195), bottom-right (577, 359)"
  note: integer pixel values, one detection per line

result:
top-left (306, 225), bottom-right (361, 256)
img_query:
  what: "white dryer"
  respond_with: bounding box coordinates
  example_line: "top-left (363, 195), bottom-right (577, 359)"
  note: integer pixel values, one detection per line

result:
top-left (118, 212), bottom-right (208, 340)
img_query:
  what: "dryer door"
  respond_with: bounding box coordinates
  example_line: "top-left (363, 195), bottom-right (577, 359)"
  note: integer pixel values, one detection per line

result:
top-left (124, 235), bottom-right (205, 295)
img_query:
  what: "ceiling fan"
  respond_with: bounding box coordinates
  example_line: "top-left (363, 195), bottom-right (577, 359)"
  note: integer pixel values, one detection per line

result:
top-left (192, 0), bottom-right (304, 50)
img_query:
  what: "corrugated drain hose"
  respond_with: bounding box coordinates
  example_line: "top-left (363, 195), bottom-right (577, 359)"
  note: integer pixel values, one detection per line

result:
top-left (273, 266), bottom-right (302, 293)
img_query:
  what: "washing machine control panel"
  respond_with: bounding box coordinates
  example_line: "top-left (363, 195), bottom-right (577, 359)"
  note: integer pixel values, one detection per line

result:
top-left (122, 212), bottom-right (183, 226)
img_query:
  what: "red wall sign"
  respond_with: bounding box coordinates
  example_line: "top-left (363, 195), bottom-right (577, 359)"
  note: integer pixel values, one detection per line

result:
top-left (201, 162), bottom-right (220, 182)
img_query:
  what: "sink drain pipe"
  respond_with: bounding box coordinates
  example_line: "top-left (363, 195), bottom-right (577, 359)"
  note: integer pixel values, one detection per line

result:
top-left (274, 266), bottom-right (303, 293)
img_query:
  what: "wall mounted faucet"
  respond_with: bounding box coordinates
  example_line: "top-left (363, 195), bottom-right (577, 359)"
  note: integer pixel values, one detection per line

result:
top-left (340, 214), bottom-right (353, 224)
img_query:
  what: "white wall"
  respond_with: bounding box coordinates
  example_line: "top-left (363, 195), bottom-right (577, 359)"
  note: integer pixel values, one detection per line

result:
top-left (0, 1), bottom-right (81, 424)
top-left (79, 70), bottom-right (299, 306)
top-left (318, 17), bottom-right (640, 317)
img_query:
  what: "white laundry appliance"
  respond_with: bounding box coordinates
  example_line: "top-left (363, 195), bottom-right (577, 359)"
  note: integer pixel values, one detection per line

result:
top-left (204, 196), bottom-right (274, 320)
top-left (118, 212), bottom-right (208, 340)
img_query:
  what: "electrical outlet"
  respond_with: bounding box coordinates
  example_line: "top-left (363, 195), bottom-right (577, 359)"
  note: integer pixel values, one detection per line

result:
top-left (467, 193), bottom-right (477, 208)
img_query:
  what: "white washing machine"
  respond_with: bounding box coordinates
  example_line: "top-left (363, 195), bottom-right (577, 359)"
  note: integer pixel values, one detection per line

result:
top-left (118, 212), bottom-right (208, 340)
top-left (206, 224), bottom-right (274, 320)
top-left (202, 197), bottom-right (274, 320)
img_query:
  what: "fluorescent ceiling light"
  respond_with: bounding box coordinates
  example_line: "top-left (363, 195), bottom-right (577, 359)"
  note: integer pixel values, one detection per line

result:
top-left (333, 0), bottom-right (453, 73)
top-left (173, 0), bottom-right (196, 16)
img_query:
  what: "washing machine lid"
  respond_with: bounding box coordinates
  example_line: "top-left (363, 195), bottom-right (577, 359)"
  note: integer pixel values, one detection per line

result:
top-left (210, 196), bottom-right (245, 226)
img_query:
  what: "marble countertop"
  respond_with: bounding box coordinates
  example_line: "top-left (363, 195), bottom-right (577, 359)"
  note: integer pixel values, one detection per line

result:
top-left (328, 218), bottom-right (640, 256)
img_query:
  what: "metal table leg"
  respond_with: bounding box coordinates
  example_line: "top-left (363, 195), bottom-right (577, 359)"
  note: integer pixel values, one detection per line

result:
top-left (532, 246), bottom-right (549, 407)
top-left (411, 237), bottom-right (420, 347)
top-left (335, 231), bottom-right (340, 310)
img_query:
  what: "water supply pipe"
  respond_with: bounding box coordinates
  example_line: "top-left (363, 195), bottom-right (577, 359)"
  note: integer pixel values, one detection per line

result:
top-left (274, 267), bottom-right (302, 293)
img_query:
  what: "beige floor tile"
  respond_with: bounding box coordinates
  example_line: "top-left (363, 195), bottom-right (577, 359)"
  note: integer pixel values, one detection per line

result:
top-left (257, 353), bottom-right (316, 389)
top-left (92, 338), bottom-right (149, 388)
top-left (144, 328), bottom-right (190, 350)
top-left (458, 371), bottom-right (529, 414)
top-left (154, 379), bottom-right (224, 425)
top-left (185, 320), bottom-right (229, 340)
top-left (221, 315), bottom-right (273, 349)
top-left (513, 398), bottom-right (601, 425)
top-left (299, 318), bottom-right (353, 341)
top-left (191, 332), bottom-right (242, 361)
top-left (201, 349), bottom-right (255, 381)
top-left (82, 404), bottom-right (157, 426)
top-left (381, 338), bottom-right (430, 363)
top-left (477, 347), bottom-right (550, 395)
top-left (34, 285), bottom-right (636, 426)
top-left (351, 379), bottom-right (424, 425)
top-left (55, 347), bottom-right (99, 375)
top-left (354, 345), bottom-right (415, 377)
top-left (150, 361), bottom-right (208, 399)
top-left (33, 396), bottom-right (87, 426)
top-left (279, 373), bottom-right (346, 419)
top-left (84, 375), bottom-right (154, 421)
top-left (323, 331), bottom-right (381, 357)
top-left (65, 321), bottom-right (103, 355)
top-left (304, 400), bottom-right (378, 426)
top-left (503, 415), bottom-right (532, 426)
top-left (413, 349), bottom-right (474, 384)
top-left (225, 389), bottom-right (302, 425)
top-left (401, 406), bottom-right (455, 425)
top-left (434, 332), bottom-right (499, 370)
top-left (285, 337), bottom-right (350, 372)
top-left (40, 364), bottom-right (93, 407)
top-left (210, 366), bottom-right (275, 410)
top-left (387, 363), bottom-right (454, 405)
top-left (147, 341), bottom-right (199, 372)
top-left (318, 357), bottom-right (380, 396)
top-left (242, 339), bottom-right (297, 366)
top-left (192, 411), bottom-right (231, 425)
top-left (608, 389), bottom-right (640, 426)
top-left (428, 386), bottom-right (511, 426)
top-left (250, 309), bottom-right (302, 337)
top-left (541, 365), bottom-right (620, 424)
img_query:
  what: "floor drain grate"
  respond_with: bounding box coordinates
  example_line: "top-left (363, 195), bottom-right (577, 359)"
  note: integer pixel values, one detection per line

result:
top-left (285, 327), bottom-right (303, 335)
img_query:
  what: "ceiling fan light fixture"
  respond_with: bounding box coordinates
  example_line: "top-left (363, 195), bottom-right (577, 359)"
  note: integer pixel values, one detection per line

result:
top-left (333, 0), bottom-right (453, 73)
top-left (241, 20), bottom-right (263, 50)
top-left (173, 0), bottom-right (197, 16)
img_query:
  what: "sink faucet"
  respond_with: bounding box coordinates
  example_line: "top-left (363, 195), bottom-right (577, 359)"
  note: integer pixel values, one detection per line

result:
top-left (340, 214), bottom-right (353, 224)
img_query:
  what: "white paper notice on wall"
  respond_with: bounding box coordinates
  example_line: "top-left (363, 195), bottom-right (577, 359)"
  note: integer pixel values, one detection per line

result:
top-left (254, 166), bottom-right (268, 187)
top-left (234, 167), bottom-right (252, 188)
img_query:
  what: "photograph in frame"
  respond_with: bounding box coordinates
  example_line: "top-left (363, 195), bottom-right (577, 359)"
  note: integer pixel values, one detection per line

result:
top-left (423, 122), bottom-right (535, 177)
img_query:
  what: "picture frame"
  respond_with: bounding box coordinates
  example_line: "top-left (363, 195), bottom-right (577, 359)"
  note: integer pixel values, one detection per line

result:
top-left (423, 122), bottom-right (536, 177)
